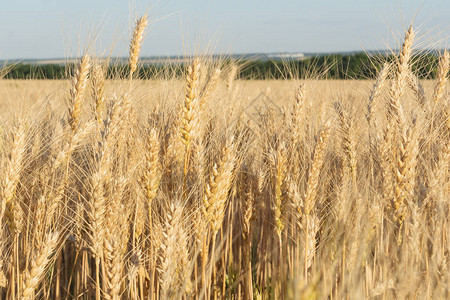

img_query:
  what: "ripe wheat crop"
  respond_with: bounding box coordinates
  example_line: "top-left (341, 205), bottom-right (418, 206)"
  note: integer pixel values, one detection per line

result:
top-left (0, 15), bottom-right (448, 300)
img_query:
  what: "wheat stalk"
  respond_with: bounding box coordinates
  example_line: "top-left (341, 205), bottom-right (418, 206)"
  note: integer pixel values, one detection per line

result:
top-left (43, 121), bottom-right (94, 234)
top-left (239, 167), bottom-right (255, 299)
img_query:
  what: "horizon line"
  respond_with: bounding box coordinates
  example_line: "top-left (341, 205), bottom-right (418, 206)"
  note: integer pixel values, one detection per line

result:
top-left (1, 48), bottom-right (446, 63)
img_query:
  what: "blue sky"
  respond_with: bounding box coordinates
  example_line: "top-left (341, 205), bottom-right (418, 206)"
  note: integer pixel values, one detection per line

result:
top-left (0, 0), bottom-right (448, 59)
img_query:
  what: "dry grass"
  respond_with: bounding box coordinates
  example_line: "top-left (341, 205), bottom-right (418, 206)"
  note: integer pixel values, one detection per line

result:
top-left (0, 18), bottom-right (448, 300)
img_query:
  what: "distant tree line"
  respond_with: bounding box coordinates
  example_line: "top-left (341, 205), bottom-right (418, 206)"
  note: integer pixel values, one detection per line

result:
top-left (3, 52), bottom-right (441, 80)
top-left (5, 64), bottom-right (67, 79)
top-left (238, 52), bottom-right (439, 79)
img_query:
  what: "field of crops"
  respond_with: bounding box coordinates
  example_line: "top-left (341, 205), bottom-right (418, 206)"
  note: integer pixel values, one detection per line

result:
top-left (0, 15), bottom-right (448, 299)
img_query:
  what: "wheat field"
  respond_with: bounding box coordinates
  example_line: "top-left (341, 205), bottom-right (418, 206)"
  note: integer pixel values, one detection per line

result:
top-left (0, 16), bottom-right (449, 299)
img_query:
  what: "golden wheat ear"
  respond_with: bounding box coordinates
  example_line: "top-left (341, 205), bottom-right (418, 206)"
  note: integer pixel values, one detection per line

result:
top-left (433, 50), bottom-right (449, 104)
top-left (91, 63), bottom-right (106, 127)
top-left (21, 232), bottom-right (59, 300)
top-left (304, 124), bottom-right (330, 217)
top-left (129, 15), bottom-right (148, 80)
top-left (367, 62), bottom-right (390, 124)
top-left (406, 68), bottom-right (426, 106)
top-left (180, 58), bottom-right (202, 176)
top-left (158, 202), bottom-right (190, 299)
top-left (68, 55), bottom-right (90, 133)
top-left (1, 121), bottom-right (27, 235)
top-left (333, 102), bottom-right (357, 188)
top-left (139, 128), bottom-right (162, 230)
top-left (200, 67), bottom-right (221, 104)
top-left (271, 141), bottom-right (287, 238)
top-left (387, 25), bottom-right (414, 125)
top-left (392, 125), bottom-right (419, 233)
top-left (291, 84), bottom-right (307, 146)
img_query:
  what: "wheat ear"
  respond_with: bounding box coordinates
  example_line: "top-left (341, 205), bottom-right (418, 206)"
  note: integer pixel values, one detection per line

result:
top-left (292, 84), bottom-right (307, 143)
top-left (158, 202), bottom-right (190, 299)
top-left (367, 62), bottom-right (390, 124)
top-left (432, 50), bottom-right (449, 104)
top-left (334, 102), bottom-right (358, 187)
top-left (388, 25), bottom-right (414, 125)
top-left (103, 176), bottom-right (129, 300)
top-left (104, 230), bottom-right (125, 300)
top-left (304, 125), bottom-right (330, 216)
top-left (241, 167), bottom-right (255, 241)
top-left (1, 121), bottom-right (27, 235)
top-left (129, 15), bottom-right (148, 79)
top-left (227, 65), bottom-right (238, 96)
top-left (180, 58), bottom-right (201, 176)
top-left (87, 98), bottom-right (125, 300)
top-left (200, 67), bottom-right (221, 105)
top-left (21, 232), bottom-right (59, 300)
top-left (271, 142), bottom-right (288, 238)
top-left (393, 125), bottom-right (418, 230)
top-left (301, 125), bottom-right (329, 273)
top-left (203, 136), bottom-right (237, 235)
top-left (406, 68), bottom-right (426, 106)
top-left (139, 128), bottom-right (161, 233)
top-left (91, 63), bottom-right (106, 127)
top-left (68, 55), bottom-right (90, 132)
